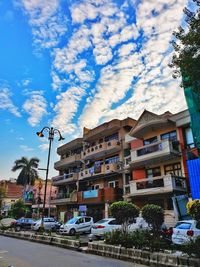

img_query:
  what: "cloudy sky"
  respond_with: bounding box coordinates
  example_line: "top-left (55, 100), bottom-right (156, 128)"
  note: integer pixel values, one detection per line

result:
top-left (0, 0), bottom-right (188, 180)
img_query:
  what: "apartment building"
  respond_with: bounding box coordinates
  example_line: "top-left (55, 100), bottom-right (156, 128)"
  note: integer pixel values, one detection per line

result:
top-left (51, 118), bottom-right (136, 221)
top-left (124, 109), bottom-right (197, 226)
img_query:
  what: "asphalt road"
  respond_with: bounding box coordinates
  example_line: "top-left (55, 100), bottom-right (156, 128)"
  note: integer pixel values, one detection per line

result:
top-left (0, 236), bottom-right (147, 267)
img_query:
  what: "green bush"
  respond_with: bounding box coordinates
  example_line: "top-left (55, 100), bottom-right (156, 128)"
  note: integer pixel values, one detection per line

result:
top-left (142, 204), bottom-right (164, 234)
top-left (109, 201), bottom-right (140, 232)
top-left (104, 229), bottom-right (170, 251)
top-left (176, 236), bottom-right (200, 257)
top-left (187, 200), bottom-right (200, 221)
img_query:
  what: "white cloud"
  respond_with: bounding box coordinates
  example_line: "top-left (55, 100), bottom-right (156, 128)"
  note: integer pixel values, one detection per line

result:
top-left (15, 0), bottom-right (67, 49)
top-left (20, 145), bottom-right (34, 152)
top-left (79, 0), bottom-right (187, 128)
top-left (52, 87), bottom-right (85, 135)
top-left (0, 86), bottom-right (21, 117)
top-left (23, 92), bottom-right (47, 126)
top-left (38, 143), bottom-right (49, 151)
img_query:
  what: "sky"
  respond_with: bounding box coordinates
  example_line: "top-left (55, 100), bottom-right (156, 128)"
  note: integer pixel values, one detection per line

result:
top-left (0, 0), bottom-right (189, 181)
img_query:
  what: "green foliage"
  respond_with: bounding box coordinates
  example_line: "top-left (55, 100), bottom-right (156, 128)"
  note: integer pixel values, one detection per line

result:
top-left (104, 229), bottom-right (169, 251)
top-left (170, 0), bottom-right (200, 94)
top-left (8, 199), bottom-right (30, 219)
top-left (175, 236), bottom-right (200, 257)
top-left (141, 204), bottom-right (164, 234)
top-left (12, 156), bottom-right (40, 186)
top-left (186, 199), bottom-right (200, 221)
top-left (109, 201), bottom-right (140, 229)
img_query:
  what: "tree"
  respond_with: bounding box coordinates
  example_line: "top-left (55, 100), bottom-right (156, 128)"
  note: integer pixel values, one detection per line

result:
top-left (141, 204), bottom-right (164, 236)
top-left (8, 199), bottom-right (30, 219)
top-left (170, 0), bottom-right (200, 93)
top-left (187, 199), bottom-right (200, 221)
top-left (12, 157), bottom-right (40, 186)
top-left (0, 187), bottom-right (5, 208)
top-left (109, 201), bottom-right (140, 232)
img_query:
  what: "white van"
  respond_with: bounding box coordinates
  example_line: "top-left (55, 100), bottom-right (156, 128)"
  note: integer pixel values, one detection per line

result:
top-left (59, 216), bottom-right (93, 235)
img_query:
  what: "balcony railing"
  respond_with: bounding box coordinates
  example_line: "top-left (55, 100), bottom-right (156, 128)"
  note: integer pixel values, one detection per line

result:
top-left (52, 173), bottom-right (78, 185)
top-left (129, 174), bottom-right (186, 196)
top-left (50, 191), bottom-right (77, 204)
top-left (78, 163), bottom-right (120, 180)
top-left (82, 139), bottom-right (121, 159)
top-left (54, 153), bottom-right (81, 170)
top-left (130, 139), bottom-right (180, 167)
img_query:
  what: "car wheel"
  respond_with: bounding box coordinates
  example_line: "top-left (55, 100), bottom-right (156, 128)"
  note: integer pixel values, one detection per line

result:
top-left (69, 228), bottom-right (76, 235)
top-left (16, 226), bottom-right (21, 232)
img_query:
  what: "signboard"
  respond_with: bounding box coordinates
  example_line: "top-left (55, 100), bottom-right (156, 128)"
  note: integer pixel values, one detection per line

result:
top-left (79, 205), bottom-right (87, 212)
top-left (83, 190), bottom-right (98, 199)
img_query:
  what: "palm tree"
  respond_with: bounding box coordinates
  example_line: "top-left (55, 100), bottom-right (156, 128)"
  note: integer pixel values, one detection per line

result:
top-left (12, 157), bottom-right (40, 186)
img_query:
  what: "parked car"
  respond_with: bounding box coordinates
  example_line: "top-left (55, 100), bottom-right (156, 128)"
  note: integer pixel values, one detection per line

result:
top-left (13, 218), bottom-right (35, 231)
top-left (90, 218), bottom-right (121, 240)
top-left (0, 218), bottom-right (16, 228)
top-left (128, 217), bottom-right (149, 231)
top-left (172, 220), bottom-right (200, 245)
top-left (59, 216), bottom-right (93, 235)
top-left (31, 217), bottom-right (61, 231)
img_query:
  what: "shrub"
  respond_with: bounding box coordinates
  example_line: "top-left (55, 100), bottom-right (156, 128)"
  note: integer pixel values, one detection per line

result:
top-left (175, 236), bottom-right (200, 257)
top-left (141, 204), bottom-right (164, 235)
top-left (187, 200), bottom-right (200, 221)
top-left (109, 201), bottom-right (140, 232)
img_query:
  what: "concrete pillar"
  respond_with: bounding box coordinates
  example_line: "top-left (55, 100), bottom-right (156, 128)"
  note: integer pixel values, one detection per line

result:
top-left (105, 202), bottom-right (109, 218)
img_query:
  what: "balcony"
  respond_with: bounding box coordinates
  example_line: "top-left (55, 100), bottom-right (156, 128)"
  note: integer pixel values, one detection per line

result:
top-left (129, 174), bottom-right (186, 197)
top-left (82, 139), bottom-right (121, 159)
top-left (77, 189), bottom-right (104, 204)
top-left (130, 139), bottom-right (180, 168)
top-left (104, 187), bottom-right (123, 202)
top-left (52, 173), bottom-right (78, 186)
top-left (54, 153), bottom-right (81, 170)
top-left (50, 191), bottom-right (77, 205)
top-left (78, 163), bottom-right (120, 180)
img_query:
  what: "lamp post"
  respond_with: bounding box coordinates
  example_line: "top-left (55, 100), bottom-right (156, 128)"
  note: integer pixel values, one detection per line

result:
top-left (36, 127), bottom-right (64, 228)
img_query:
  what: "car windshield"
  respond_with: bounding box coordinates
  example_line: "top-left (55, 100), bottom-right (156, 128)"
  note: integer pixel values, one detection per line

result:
top-left (66, 218), bottom-right (77, 224)
top-left (175, 222), bottom-right (192, 229)
top-left (95, 219), bottom-right (109, 224)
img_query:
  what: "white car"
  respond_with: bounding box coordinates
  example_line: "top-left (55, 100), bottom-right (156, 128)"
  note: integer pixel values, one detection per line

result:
top-left (31, 217), bottom-right (61, 231)
top-left (172, 220), bottom-right (200, 245)
top-left (59, 216), bottom-right (93, 235)
top-left (90, 218), bottom-right (121, 239)
top-left (128, 217), bottom-right (149, 232)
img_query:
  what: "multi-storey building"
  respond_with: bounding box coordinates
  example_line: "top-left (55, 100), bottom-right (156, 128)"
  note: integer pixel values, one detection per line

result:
top-left (124, 109), bottom-right (197, 226)
top-left (51, 118), bottom-right (136, 221)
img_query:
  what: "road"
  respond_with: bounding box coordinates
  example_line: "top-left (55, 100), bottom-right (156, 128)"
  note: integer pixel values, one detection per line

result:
top-left (0, 236), bottom-right (147, 267)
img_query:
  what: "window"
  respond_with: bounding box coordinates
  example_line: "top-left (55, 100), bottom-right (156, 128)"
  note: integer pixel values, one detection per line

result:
top-left (105, 132), bottom-right (119, 142)
top-left (91, 184), bottom-right (100, 190)
top-left (108, 181), bottom-right (119, 188)
top-left (175, 222), bottom-right (191, 230)
top-left (108, 219), bottom-right (117, 225)
top-left (164, 162), bottom-right (182, 176)
top-left (184, 127), bottom-right (195, 148)
top-left (146, 167), bottom-right (161, 178)
top-left (85, 217), bottom-right (91, 222)
top-left (161, 130), bottom-right (177, 141)
top-left (105, 155), bottom-right (119, 164)
top-left (125, 173), bottom-right (131, 185)
top-left (124, 186), bottom-right (130, 194)
top-left (143, 136), bottom-right (158, 145)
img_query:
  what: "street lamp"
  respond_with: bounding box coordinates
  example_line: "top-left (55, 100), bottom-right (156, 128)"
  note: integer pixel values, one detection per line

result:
top-left (36, 127), bottom-right (64, 228)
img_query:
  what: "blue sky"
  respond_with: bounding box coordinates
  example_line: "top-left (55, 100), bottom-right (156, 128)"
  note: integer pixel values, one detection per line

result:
top-left (0, 0), bottom-right (188, 180)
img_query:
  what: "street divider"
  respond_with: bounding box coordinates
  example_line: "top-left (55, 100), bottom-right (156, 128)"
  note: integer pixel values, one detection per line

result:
top-left (87, 241), bottom-right (200, 267)
top-left (0, 230), bottom-right (87, 251)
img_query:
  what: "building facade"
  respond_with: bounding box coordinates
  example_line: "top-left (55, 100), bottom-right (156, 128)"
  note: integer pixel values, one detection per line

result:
top-left (124, 109), bottom-right (198, 226)
top-left (51, 118), bottom-right (136, 222)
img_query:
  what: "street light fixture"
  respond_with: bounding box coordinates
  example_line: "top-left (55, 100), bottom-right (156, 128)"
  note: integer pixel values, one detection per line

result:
top-left (36, 127), bottom-right (64, 228)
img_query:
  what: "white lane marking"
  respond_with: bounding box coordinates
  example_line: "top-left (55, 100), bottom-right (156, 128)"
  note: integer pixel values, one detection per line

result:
top-left (0, 250), bottom-right (8, 253)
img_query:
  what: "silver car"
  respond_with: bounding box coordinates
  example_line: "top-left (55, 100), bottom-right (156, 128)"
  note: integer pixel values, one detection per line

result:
top-left (32, 217), bottom-right (61, 231)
